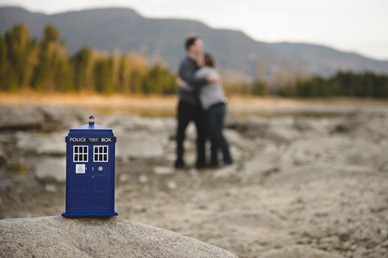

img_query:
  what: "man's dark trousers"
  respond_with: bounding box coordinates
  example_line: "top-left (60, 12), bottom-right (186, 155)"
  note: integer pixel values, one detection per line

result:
top-left (175, 100), bottom-right (206, 168)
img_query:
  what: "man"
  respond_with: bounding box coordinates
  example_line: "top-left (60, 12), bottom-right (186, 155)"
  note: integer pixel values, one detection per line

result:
top-left (175, 36), bottom-right (218, 169)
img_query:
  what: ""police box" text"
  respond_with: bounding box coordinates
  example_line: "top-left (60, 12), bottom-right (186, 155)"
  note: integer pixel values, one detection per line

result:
top-left (69, 137), bottom-right (113, 143)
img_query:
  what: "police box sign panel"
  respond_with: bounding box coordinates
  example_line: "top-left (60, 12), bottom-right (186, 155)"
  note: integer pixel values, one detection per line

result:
top-left (68, 137), bottom-right (114, 143)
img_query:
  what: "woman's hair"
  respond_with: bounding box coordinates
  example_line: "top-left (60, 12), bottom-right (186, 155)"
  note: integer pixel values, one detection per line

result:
top-left (204, 52), bottom-right (215, 67)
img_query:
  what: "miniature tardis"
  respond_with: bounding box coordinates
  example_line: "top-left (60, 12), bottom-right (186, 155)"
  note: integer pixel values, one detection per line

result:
top-left (62, 115), bottom-right (118, 217)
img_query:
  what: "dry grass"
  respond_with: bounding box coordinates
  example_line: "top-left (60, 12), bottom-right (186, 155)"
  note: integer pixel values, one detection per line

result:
top-left (1, 92), bottom-right (387, 117)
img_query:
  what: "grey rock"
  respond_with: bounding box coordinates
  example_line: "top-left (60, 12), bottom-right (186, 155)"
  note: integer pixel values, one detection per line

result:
top-left (205, 211), bottom-right (285, 229)
top-left (166, 180), bottom-right (178, 189)
top-left (342, 139), bottom-right (388, 170)
top-left (104, 115), bottom-right (175, 135)
top-left (212, 164), bottom-right (238, 178)
top-left (266, 126), bottom-right (300, 143)
top-left (153, 166), bottom-right (175, 175)
top-left (223, 129), bottom-right (249, 160)
top-left (329, 113), bottom-right (361, 134)
top-left (269, 116), bottom-right (294, 128)
top-left (293, 117), bottom-right (331, 136)
top-left (16, 131), bottom-right (66, 155)
top-left (264, 164), bottom-right (376, 187)
top-left (45, 184), bottom-right (58, 192)
top-left (16, 131), bottom-right (38, 153)
top-left (38, 106), bottom-right (87, 131)
top-left (224, 129), bottom-right (243, 146)
top-left (319, 236), bottom-right (341, 250)
top-left (280, 137), bottom-right (348, 168)
top-left (116, 131), bottom-right (164, 160)
top-left (243, 150), bottom-right (280, 178)
top-left (34, 157), bottom-right (66, 183)
top-left (261, 245), bottom-right (344, 258)
top-left (0, 216), bottom-right (238, 258)
top-left (138, 174), bottom-right (149, 183)
top-left (37, 132), bottom-right (67, 155)
top-left (239, 116), bottom-right (269, 138)
top-left (0, 106), bottom-right (45, 131)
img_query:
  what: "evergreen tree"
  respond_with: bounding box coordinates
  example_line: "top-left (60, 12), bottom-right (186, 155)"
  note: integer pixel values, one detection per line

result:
top-left (251, 80), bottom-right (268, 96)
top-left (0, 35), bottom-right (13, 91)
top-left (71, 47), bottom-right (93, 91)
top-left (32, 25), bottom-right (59, 91)
top-left (94, 57), bottom-right (113, 95)
top-left (126, 52), bottom-right (149, 94)
top-left (143, 63), bottom-right (177, 95)
top-left (3, 24), bottom-right (35, 91)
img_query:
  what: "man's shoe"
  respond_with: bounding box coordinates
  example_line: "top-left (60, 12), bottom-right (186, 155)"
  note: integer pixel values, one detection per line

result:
top-left (224, 160), bottom-right (234, 166)
top-left (195, 163), bottom-right (207, 170)
top-left (174, 160), bottom-right (186, 169)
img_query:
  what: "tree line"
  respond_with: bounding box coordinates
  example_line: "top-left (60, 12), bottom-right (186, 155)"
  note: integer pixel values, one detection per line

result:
top-left (275, 71), bottom-right (388, 98)
top-left (0, 24), bottom-right (177, 94)
top-left (1, 24), bottom-right (388, 98)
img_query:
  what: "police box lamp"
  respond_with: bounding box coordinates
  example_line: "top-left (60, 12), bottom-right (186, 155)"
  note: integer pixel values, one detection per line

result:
top-left (62, 115), bottom-right (118, 217)
top-left (89, 115), bottom-right (94, 126)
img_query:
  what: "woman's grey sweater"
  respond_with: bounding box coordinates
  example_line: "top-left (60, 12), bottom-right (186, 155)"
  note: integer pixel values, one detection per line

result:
top-left (195, 67), bottom-right (226, 110)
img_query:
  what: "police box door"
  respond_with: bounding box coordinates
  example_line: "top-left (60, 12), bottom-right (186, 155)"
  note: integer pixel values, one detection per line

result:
top-left (71, 144), bottom-right (111, 213)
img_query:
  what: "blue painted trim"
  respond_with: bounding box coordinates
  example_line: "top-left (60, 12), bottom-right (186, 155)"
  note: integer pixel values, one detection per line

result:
top-left (61, 211), bottom-right (118, 217)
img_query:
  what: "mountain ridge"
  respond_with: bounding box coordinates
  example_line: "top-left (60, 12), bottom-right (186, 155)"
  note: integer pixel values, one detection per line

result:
top-left (1, 6), bottom-right (388, 80)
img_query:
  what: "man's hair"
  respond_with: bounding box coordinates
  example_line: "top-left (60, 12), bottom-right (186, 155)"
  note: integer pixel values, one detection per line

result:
top-left (204, 52), bottom-right (215, 67)
top-left (185, 36), bottom-right (201, 51)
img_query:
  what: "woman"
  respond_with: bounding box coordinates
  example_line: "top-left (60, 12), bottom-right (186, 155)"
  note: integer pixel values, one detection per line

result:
top-left (195, 52), bottom-right (233, 167)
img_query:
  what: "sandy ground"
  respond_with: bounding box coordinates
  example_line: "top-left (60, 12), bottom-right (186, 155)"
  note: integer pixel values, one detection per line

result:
top-left (1, 94), bottom-right (388, 258)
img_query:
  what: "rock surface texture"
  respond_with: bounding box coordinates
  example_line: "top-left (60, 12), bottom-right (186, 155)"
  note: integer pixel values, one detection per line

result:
top-left (0, 216), bottom-right (237, 258)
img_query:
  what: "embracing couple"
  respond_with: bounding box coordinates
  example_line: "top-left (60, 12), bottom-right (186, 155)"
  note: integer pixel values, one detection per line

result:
top-left (174, 36), bottom-right (233, 170)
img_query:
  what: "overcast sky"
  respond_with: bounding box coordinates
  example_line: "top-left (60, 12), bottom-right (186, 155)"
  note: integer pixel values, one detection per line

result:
top-left (1, 0), bottom-right (388, 60)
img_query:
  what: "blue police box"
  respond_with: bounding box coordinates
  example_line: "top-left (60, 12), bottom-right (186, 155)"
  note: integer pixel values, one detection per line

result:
top-left (62, 115), bottom-right (118, 217)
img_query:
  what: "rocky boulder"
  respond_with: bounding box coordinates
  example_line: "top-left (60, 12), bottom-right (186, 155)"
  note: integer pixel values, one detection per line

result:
top-left (0, 216), bottom-right (238, 258)
top-left (0, 106), bottom-right (45, 131)
top-left (116, 131), bottom-right (165, 160)
top-left (34, 157), bottom-right (66, 183)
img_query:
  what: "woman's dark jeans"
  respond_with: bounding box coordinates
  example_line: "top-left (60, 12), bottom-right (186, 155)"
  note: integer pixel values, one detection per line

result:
top-left (206, 103), bottom-right (233, 166)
